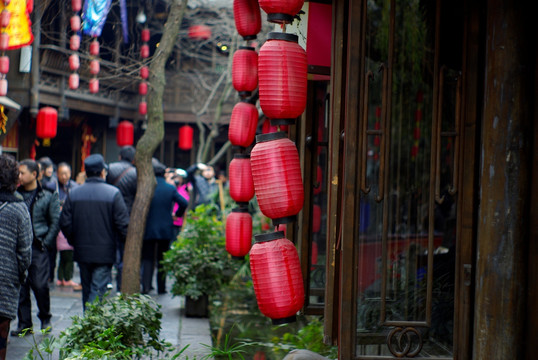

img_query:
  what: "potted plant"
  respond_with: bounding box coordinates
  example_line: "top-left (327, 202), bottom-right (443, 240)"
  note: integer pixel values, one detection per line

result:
top-left (162, 204), bottom-right (239, 317)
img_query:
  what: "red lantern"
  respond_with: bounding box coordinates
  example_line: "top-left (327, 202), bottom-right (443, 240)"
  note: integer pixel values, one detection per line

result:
top-left (89, 39), bottom-right (99, 56)
top-left (68, 73), bottom-right (79, 89)
top-left (0, 78), bottom-right (6, 96)
top-left (68, 54), bottom-right (79, 71)
top-left (258, 33), bottom-right (307, 123)
top-left (229, 154), bottom-right (255, 204)
top-left (89, 59), bottom-right (100, 75)
top-left (70, 15), bottom-right (81, 31)
top-left (71, 0), bottom-right (82, 12)
top-left (250, 132), bottom-right (304, 225)
top-left (139, 101), bottom-right (147, 115)
top-left (70, 34), bottom-right (80, 50)
top-left (178, 125), bottom-right (193, 150)
top-left (261, 118), bottom-right (288, 134)
top-left (232, 47), bottom-right (258, 97)
top-left (188, 25), bottom-right (211, 40)
top-left (226, 208), bottom-right (252, 259)
top-left (140, 66), bottom-right (149, 79)
top-left (312, 204), bottom-right (321, 233)
top-left (36, 107), bottom-right (58, 139)
top-left (233, 0), bottom-right (261, 40)
top-left (116, 120), bottom-right (134, 146)
top-left (0, 33), bottom-right (9, 51)
top-left (140, 44), bottom-right (150, 59)
top-left (141, 28), bottom-right (150, 42)
top-left (89, 78), bottom-right (99, 93)
top-left (258, 0), bottom-right (304, 24)
top-left (0, 10), bottom-right (11, 28)
top-left (139, 81), bottom-right (148, 95)
top-left (250, 231), bottom-right (304, 324)
top-left (0, 55), bottom-right (9, 74)
top-left (228, 101), bottom-right (258, 148)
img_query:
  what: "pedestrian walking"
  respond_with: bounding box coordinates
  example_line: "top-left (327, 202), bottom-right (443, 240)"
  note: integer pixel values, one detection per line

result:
top-left (11, 159), bottom-right (60, 336)
top-left (185, 163), bottom-right (218, 208)
top-left (141, 159), bottom-right (188, 294)
top-left (60, 154), bottom-right (129, 310)
top-left (0, 154), bottom-right (33, 360)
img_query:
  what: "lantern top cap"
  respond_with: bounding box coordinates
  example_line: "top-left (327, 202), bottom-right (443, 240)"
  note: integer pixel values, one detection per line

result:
top-left (233, 153), bottom-right (250, 159)
top-left (238, 46), bottom-right (256, 51)
top-left (254, 231), bottom-right (285, 243)
top-left (231, 207), bottom-right (249, 213)
top-left (256, 131), bottom-right (286, 143)
top-left (267, 32), bottom-right (298, 43)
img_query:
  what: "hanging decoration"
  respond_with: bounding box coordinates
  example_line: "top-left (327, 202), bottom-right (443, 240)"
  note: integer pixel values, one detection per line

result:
top-left (68, 0), bottom-right (81, 90)
top-left (228, 101), bottom-right (258, 148)
top-left (116, 120), bottom-right (133, 146)
top-left (229, 153), bottom-right (255, 205)
top-left (258, 32), bottom-right (307, 125)
top-left (178, 124), bottom-right (193, 150)
top-left (81, 0), bottom-right (112, 37)
top-left (138, 26), bottom-right (150, 115)
top-left (226, 207), bottom-right (253, 259)
top-left (233, 0), bottom-right (261, 40)
top-left (119, 0), bottom-right (128, 43)
top-left (81, 123), bottom-right (96, 171)
top-left (250, 132), bottom-right (304, 225)
top-left (312, 204), bottom-right (321, 233)
top-left (258, 0), bottom-right (304, 24)
top-left (188, 25), bottom-right (211, 40)
top-left (232, 46), bottom-right (258, 98)
top-left (0, 0), bottom-right (33, 50)
top-left (36, 107), bottom-right (58, 139)
top-left (249, 231), bottom-right (304, 324)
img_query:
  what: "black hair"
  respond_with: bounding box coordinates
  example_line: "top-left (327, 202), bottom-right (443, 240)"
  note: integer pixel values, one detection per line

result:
top-left (38, 156), bottom-right (54, 169)
top-left (120, 146), bottom-right (136, 163)
top-left (20, 159), bottom-right (40, 177)
top-left (0, 154), bottom-right (20, 193)
top-left (57, 162), bottom-right (72, 171)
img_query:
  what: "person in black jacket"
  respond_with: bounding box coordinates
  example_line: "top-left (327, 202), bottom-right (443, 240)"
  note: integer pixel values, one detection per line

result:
top-left (141, 159), bottom-right (188, 294)
top-left (11, 159), bottom-right (60, 336)
top-left (60, 154), bottom-right (129, 310)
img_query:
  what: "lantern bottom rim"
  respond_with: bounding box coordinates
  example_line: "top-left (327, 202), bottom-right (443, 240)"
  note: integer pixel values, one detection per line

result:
top-left (270, 118), bottom-right (296, 126)
top-left (272, 215), bottom-right (297, 226)
top-left (271, 315), bottom-right (296, 325)
top-left (232, 256), bottom-right (245, 260)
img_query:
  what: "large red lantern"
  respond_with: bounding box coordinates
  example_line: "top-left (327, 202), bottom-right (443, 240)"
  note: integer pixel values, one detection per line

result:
top-left (258, 0), bottom-right (304, 24)
top-left (232, 46), bottom-right (258, 98)
top-left (116, 120), bottom-right (134, 146)
top-left (250, 132), bottom-right (304, 225)
top-left (36, 107), bottom-right (58, 139)
top-left (250, 231), bottom-right (304, 324)
top-left (178, 125), bottom-right (194, 150)
top-left (228, 101), bottom-right (258, 148)
top-left (233, 0), bottom-right (261, 40)
top-left (229, 154), bottom-right (255, 204)
top-left (226, 208), bottom-right (253, 259)
top-left (188, 25), bottom-right (211, 40)
top-left (258, 33), bottom-right (307, 124)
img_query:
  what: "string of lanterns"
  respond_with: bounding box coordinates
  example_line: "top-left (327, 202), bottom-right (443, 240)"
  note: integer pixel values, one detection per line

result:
top-left (0, 0), bottom-right (10, 96)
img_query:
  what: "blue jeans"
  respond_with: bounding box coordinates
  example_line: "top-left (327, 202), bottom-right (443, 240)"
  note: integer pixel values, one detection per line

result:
top-left (78, 262), bottom-right (112, 311)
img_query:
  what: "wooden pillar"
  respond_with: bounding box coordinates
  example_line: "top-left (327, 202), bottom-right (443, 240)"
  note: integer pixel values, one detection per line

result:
top-left (473, 0), bottom-right (533, 358)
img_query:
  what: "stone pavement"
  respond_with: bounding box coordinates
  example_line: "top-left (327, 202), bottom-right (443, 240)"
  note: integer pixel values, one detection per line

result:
top-left (5, 274), bottom-right (213, 360)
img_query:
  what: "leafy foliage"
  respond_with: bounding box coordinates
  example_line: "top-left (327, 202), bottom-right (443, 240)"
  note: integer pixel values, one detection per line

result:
top-left (162, 204), bottom-right (239, 300)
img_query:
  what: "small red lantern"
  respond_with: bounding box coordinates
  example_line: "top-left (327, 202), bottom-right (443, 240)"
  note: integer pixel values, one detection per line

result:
top-left (250, 231), bottom-right (304, 324)
top-left (89, 59), bottom-right (100, 75)
top-left (89, 78), bottom-right (99, 93)
top-left (250, 132), bottom-right (304, 225)
top-left (0, 78), bottom-right (6, 96)
top-left (139, 101), bottom-right (147, 115)
top-left (226, 208), bottom-right (252, 259)
top-left (229, 154), bottom-right (254, 204)
top-left (312, 204), bottom-right (321, 233)
top-left (68, 54), bottom-right (79, 71)
top-left (116, 120), bottom-right (134, 146)
top-left (178, 125), bottom-right (194, 150)
top-left (1, 10), bottom-right (11, 28)
top-left (140, 66), bottom-right (149, 79)
top-left (70, 34), bottom-right (80, 50)
top-left (71, 0), bottom-right (82, 12)
top-left (0, 55), bottom-right (9, 74)
top-left (139, 81), bottom-right (148, 95)
top-left (140, 44), bottom-right (150, 58)
top-left (70, 15), bottom-right (81, 31)
top-left (258, 0), bottom-right (304, 24)
top-left (0, 33), bottom-right (9, 51)
top-left (89, 39), bottom-right (99, 56)
top-left (233, 0), bottom-right (261, 40)
top-left (188, 25), bottom-right (211, 40)
top-left (228, 101), bottom-right (258, 148)
top-left (232, 46), bottom-right (258, 98)
top-left (68, 73), bottom-right (79, 89)
top-left (141, 28), bottom-right (150, 42)
top-left (36, 107), bottom-right (58, 139)
top-left (258, 33), bottom-right (307, 123)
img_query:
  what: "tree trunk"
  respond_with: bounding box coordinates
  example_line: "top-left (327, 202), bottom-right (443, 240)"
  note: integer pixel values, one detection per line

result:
top-left (121, 0), bottom-right (188, 295)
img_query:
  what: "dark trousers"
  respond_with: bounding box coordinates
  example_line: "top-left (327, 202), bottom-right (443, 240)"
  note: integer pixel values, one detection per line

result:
top-left (0, 316), bottom-right (10, 360)
top-left (141, 239), bottom-right (170, 294)
top-left (114, 239), bottom-right (125, 292)
top-left (57, 250), bottom-right (74, 281)
top-left (78, 262), bottom-right (112, 311)
top-left (47, 247), bottom-right (56, 282)
top-left (17, 244), bottom-right (52, 328)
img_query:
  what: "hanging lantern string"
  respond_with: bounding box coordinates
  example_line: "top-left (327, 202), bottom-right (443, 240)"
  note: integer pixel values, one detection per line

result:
top-left (68, 0), bottom-right (82, 90)
top-left (138, 26), bottom-right (150, 116)
top-left (0, 5), bottom-right (11, 96)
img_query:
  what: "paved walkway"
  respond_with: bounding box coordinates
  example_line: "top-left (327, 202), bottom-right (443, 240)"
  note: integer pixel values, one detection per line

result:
top-left (6, 274), bottom-right (213, 360)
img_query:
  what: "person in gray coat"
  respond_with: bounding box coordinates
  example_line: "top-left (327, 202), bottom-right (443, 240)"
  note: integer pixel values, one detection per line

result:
top-left (0, 154), bottom-right (32, 359)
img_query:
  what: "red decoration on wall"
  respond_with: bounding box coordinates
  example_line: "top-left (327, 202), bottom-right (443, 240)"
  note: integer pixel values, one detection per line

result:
top-left (250, 132), bottom-right (304, 225)
top-left (258, 0), bottom-right (304, 24)
top-left (36, 107), bottom-right (58, 139)
top-left (116, 120), bottom-right (134, 146)
top-left (229, 154), bottom-right (255, 204)
top-left (258, 33), bottom-right (307, 124)
top-left (226, 208), bottom-right (253, 259)
top-left (138, 101), bottom-right (147, 115)
top-left (233, 0), bottom-right (261, 40)
top-left (228, 101), bottom-right (258, 148)
top-left (140, 66), bottom-right (149, 79)
top-left (188, 25), bottom-right (211, 40)
top-left (232, 46), bottom-right (258, 98)
top-left (178, 125), bottom-right (193, 150)
top-left (250, 231), bottom-right (304, 324)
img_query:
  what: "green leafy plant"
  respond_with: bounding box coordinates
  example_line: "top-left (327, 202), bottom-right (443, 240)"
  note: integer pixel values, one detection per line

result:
top-left (200, 325), bottom-right (251, 360)
top-left (162, 204), bottom-right (239, 300)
